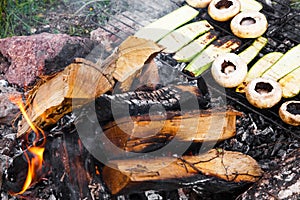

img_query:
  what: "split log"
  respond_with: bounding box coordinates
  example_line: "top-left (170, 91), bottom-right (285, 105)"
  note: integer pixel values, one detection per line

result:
top-left (103, 109), bottom-right (240, 153)
top-left (94, 85), bottom-right (209, 124)
top-left (102, 149), bottom-right (263, 195)
top-left (16, 36), bottom-right (163, 138)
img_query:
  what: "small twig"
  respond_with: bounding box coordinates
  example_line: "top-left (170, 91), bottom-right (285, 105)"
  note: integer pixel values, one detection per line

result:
top-left (73, 0), bottom-right (109, 16)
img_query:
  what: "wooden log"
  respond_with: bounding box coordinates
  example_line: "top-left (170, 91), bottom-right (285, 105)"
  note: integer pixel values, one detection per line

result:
top-left (102, 109), bottom-right (240, 153)
top-left (16, 36), bottom-right (163, 138)
top-left (102, 149), bottom-right (263, 195)
top-left (94, 85), bottom-right (208, 124)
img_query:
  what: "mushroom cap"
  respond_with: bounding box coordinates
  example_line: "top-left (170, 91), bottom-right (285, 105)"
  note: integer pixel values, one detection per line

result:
top-left (208, 0), bottom-right (241, 22)
top-left (279, 101), bottom-right (300, 126)
top-left (230, 10), bottom-right (268, 38)
top-left (211, 53), bottom-right (247, 88)
top-left (245, 78), bottom-right (282, 109)
top-left (186, 0), bottom-right (212, 8)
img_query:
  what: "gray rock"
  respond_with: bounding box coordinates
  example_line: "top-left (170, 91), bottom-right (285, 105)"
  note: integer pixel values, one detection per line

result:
top-left (0, 86), bottom-right (21, 125)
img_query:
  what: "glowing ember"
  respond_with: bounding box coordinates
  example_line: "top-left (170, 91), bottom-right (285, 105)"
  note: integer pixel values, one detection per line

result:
top-left (9, 95), bottom-right (46, 195)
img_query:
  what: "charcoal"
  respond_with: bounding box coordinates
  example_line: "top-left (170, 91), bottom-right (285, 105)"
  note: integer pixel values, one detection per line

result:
top-left (239, 148), bottom-right (300, 200)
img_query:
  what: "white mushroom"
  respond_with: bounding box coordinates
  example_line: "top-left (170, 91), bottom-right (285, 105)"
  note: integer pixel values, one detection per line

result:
top-left (211, 53), bottom-right (247, 88)
top-left (279, 101), bottom-right (300, 126)
top-left (208, 0), bottom-right (241, 22)
top-left (186, 0), bottom-right (212, 8)
top-left (230, 10), bottom-right (268, 38)
top-left (245, 78), bottom-right (282, 109)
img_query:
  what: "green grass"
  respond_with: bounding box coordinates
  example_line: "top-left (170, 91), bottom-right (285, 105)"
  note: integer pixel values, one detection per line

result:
top-left (291, 0), bottom-right (300, 9)
top-left (0, 0), bottom-right (58, 38)
top-left (0, 0), bottom-right (111, 38)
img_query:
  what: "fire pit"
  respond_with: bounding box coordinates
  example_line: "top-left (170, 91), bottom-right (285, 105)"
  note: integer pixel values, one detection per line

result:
top-left (0, 0), bottom-right (299, 199)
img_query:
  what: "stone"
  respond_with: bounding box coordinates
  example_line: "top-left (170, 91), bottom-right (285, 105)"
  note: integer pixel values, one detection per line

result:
top-left (0, 84), bottom-right (21, 125)
top-left (0, 32), bottom-right (97, 87)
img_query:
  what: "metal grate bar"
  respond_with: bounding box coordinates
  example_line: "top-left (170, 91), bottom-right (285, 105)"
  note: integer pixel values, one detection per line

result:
top-left (260, 0), bottom-right (291, 19)
top-left (207, 85), bottom-right (300, 139)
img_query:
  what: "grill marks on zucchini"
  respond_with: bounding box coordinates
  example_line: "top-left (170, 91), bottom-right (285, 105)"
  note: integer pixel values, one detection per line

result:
top-left (183, 36), bottom-right (241, 77)
top-left (173, 31), bottom-right (219, 62)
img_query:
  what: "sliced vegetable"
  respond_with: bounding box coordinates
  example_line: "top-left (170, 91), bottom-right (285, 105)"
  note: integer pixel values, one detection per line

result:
top-left (158, 20), bottom-right (213, 53)
top-left (173, 31), bottom-right (218, 62)
top-left (184, 36), bottom-right (241, 77)
top-left (186, 0), bottom-right (212, 8)
top-left (211, 53), bottom-right (248, 88)
top-left (135, 5), bottom-right (199, 42)
top-left (230, 11), bottom-right (268, 38)
top-left (238, 36), bottom-right (268, 64)
top-left (262, 44), bottom-right (300, 81)
top-left (239, 0), bottom-right (263, 11)
top-left (208, 0), bottom-right (241, 22)
top-left (245, 78), bottom-right (282, 109)
top-left (279, 101), bottom-right (300, 126)
top-left (236, 52), bottom-right (283, 93)
top-left (279, 66), bottom-right (300, 98)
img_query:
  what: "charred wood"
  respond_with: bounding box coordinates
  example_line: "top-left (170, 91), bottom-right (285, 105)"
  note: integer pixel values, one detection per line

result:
top-left (94, 85), bottom-right (209, 124)
top-left (102, 149), bottom-right (263, 195)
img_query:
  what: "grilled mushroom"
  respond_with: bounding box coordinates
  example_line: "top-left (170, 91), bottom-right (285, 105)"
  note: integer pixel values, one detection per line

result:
top-left (279, 101), bottom-right (300, 126)
top-left (186, 0), bottom-right (212, 8)
top-left (230, 10), bottom-right (268, 38)
top-left (211, 53), bottom-right (247, 88)
top-left (245, 78), bottom-right (282, 109)
top-left (208, 0), bottom-right (241, 22)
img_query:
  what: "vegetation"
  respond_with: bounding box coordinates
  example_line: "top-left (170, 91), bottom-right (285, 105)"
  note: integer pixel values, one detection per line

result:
top-left (291, 0), bottom-right (300, 9)
top-left (0, 0), bottom-right (57, 38)
top-left (0, 0), bottom-right (110, 38)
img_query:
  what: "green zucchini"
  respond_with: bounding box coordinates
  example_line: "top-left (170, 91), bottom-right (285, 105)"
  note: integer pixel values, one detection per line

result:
top-left (236, 52), bottom-right (283, 93)
top-left (134, 5), bottom-right (199, 42)
top-left (238, 37), bottom-right (268, 64)
top-left (158, 20), bottom-right (213, 53)
top-left (173, 31), bottom-right (218, 62)
top-left (240, 0), bottom-right (263, 11)
top-left (184, 36), bottom-right (241, 77)
top-left (262, 44), bottom-right (300, 81)
top-left (279, 66), bottom-right (300, 98)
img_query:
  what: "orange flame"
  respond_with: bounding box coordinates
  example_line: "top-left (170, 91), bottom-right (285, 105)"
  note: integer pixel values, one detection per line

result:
top-left (9, 95), bottom-right (46, 195)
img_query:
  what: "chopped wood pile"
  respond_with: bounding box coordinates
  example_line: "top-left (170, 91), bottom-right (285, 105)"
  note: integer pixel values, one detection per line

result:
top-left (4, 34), bottom-right (265, 198)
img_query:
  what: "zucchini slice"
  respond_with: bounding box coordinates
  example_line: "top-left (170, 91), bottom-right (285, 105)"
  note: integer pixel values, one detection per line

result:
top-left (184, 36), bottom-right (241, 77)
top-left (236, 52), bottom-right (283, 93)
top-left (238, 37), bottom-right (268, 64)
top-left (173, 31), bottom-right (218, 62)
top-left (279, 66), bottom-right (300, 98)
top-left (134, 5), bottom-right (199, 42)
top-left (262, 44), bottom-right (300, 81)
top-left (158, 20), bottom-right (213, 53)
top-left (239, 0), bottom-right (263, 11)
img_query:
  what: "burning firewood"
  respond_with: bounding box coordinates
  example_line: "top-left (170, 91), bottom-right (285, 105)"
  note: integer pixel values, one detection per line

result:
top-left (102, 149), bottom-right (263, 195)
top-left (16, 36), bottom-right (163, 138)
top-left (102, 109), bottom-right (240, 153)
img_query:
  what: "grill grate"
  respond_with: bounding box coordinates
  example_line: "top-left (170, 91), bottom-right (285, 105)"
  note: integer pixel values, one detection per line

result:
top-left (91, 0), bottom-right (300, 138)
